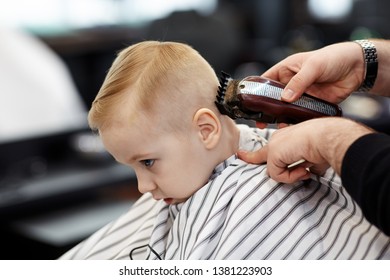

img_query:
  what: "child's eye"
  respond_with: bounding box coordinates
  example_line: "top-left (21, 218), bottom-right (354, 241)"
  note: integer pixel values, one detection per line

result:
top-left (141, 159), bottom-right (155, 168)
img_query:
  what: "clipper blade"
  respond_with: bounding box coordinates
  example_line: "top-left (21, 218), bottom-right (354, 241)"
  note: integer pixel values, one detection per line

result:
top-left (216, 71), bottom-right (231, 103)
top-left (215, 71), bottom-right (236, 118)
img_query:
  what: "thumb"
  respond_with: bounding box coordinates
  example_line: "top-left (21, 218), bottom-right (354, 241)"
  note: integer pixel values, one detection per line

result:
top-left (238, 146), bottom-right (268, 164)
top-left (281, 69), bottom-right (316, 102)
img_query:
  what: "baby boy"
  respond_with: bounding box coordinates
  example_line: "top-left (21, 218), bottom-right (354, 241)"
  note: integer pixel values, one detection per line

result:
top-left (61, 41), bottom-right (390, 260)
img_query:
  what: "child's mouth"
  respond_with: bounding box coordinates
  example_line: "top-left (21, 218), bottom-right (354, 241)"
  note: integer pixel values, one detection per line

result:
top-left (163, 198), bottom-right (173, 204)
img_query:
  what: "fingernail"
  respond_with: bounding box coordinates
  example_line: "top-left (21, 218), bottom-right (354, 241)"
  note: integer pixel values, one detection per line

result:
top-left (282, 89), bottom-right (295, 100)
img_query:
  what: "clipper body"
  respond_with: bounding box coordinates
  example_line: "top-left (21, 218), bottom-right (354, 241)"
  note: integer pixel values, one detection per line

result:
top-left (215, 72), bottom-right (342, 124)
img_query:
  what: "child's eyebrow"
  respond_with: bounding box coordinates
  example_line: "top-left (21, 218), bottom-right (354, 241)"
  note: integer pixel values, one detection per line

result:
top-left (130, 153), bottom-right (153, 162)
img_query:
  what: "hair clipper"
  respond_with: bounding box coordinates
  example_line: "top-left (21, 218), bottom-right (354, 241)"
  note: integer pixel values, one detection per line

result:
top-left (215, 72), bottom-right (342, 124)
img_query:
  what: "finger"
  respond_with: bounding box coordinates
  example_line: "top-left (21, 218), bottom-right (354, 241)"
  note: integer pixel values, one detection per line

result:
top-left (308, 163), bottom-right (330, 176)
top-left (237, 146), bottom-right (268, 164)
top-left (255, 122), bottom-right (268, 129)
top-left (262, 62), bottom-right (291, 82)
top-left (281, 67), bottom-right (319, 102)
top-left (271, 166), bottom-right (310, 184)
top-left (277, 123), bottom-right (289, 129)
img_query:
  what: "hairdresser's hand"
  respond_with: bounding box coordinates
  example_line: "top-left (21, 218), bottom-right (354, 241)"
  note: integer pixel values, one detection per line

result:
top-left (254, 42), bottom-right (364, 129)
top-left (263, 42), bottom-right (365, 104)
top-left (239, 118), bottom-right (374, 183)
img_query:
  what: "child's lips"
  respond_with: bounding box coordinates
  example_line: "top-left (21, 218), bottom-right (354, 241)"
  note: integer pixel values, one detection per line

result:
top-left (163, 198), bottom-right (173, 204)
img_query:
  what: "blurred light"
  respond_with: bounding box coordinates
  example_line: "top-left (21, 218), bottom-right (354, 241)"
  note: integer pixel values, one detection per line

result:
top-left (350, 26), bottom-right (382, 40)
top-left (341, 95), bottom-right (382, 120)
top-left (72, 133), bottom-right (106, 154)
top-left (0, 0), bottom-right (217, 33)
top-left (308, 0), bottom-right (353, 22)
top-left (121, 0), bottom-right (217, 24)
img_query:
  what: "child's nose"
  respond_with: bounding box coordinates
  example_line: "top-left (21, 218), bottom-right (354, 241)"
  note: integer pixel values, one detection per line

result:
top-left (137, 176), bottom-right (156, 194)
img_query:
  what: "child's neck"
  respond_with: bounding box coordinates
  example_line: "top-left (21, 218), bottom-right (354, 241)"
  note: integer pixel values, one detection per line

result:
top-left (218, 117), bottom-right (241, 161)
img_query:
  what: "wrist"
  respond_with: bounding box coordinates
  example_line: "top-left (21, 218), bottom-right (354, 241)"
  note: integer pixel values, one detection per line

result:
top-left (354, 40), bottom-right (378, 92)
top-left (318, 118), bottom-right (374, 175)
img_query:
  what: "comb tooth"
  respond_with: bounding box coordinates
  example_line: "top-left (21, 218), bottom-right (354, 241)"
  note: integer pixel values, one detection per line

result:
top-left (217, 87), bottom-right (225, 101)
top-left (218, 85), bottom-right (225, 94)
top-left (216, 71), bottom-right (231, 102)
top-left (219, 72), bottom-right (229, 85)
top-left (221, 71), bottom-right (230, 79)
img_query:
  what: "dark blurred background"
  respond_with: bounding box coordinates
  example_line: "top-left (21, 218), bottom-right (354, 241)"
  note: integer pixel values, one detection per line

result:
top-left (1, 0), bottom-right (389, 259)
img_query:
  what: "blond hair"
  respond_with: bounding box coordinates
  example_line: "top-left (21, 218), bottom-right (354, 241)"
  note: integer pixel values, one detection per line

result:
top-left (88, 41), bottom-right (219, 132)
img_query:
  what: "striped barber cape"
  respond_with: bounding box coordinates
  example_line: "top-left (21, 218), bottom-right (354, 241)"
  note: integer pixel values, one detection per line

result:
top-left (59, 125), bottom-right (390, 260)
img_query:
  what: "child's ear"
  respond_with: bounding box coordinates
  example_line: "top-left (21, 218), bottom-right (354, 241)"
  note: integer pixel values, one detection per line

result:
top-left (193, 108), bottom-right (221, 149)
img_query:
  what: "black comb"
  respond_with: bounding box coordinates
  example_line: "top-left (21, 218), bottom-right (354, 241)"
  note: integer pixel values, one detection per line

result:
top-left (215, 71), bottom-right (234, 117)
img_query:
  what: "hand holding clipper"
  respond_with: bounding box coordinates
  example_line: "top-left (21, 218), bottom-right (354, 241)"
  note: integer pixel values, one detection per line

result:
top-left (215, 72), bottom-right (342, 124)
